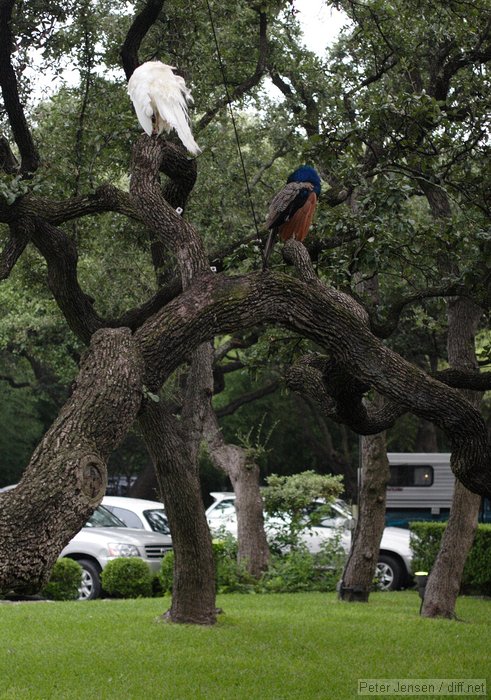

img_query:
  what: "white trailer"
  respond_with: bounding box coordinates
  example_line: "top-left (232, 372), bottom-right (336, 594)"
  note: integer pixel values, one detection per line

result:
top-left (384, 453), bottom-right (453, 527)
top-left (387, 452), bottom-right (453, 508)
top-left (384, 452), bottom-right (491, 526)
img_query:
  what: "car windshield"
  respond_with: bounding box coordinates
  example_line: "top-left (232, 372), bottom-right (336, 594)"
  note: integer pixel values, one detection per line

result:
top-left (302, 500), bottom-right (352, 528)
top-left (85, 505), bottom-right (127, 528)
top-left (143, 509), bottom-right (170, 535)
top-left (209, 500), bottom-right (235, 517)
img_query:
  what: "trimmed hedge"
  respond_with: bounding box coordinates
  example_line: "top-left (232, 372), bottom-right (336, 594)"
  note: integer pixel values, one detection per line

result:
top-left (101, 558), bottom-right (153, 598)
top-left (410, 522), bottom-right (491, 595)
top-left (42, 558), bottom-right (82, 601)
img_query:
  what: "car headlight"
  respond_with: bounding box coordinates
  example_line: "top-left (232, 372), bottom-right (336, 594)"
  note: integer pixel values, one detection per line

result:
top-left (107, 543), bottom-right (140, 558)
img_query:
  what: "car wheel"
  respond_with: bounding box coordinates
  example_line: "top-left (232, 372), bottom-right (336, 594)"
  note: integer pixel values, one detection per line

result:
top-left (375, 554), bottom-right (403, 591)
top-left (77, 559), bottom-right (102, 600)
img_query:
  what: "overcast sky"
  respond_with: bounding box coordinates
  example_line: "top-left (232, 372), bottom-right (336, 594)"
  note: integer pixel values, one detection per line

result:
top-left (296, 1), bottom-right (347, 55)
top-left (26, 3), bottom-right (347, 103)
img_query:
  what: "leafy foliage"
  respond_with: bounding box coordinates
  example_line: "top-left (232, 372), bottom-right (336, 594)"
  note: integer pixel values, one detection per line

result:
top-left (101, 558), bottom-right (153, 598)
top-left (262, 470), bottom-right (344, 548)
top-left (410, 522), bottom-right (491, 595)
top-left (41, 558), bottom-right (82, 600)
top-left (160, 533), bottom-right (345, 595)
top-left (0, 0), bottom-right (489, 493)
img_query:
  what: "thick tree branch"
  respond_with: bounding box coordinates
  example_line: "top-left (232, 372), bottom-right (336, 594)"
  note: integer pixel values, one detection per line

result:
top-left (0, 218), bottom-right (32, 279)
top-left (0, 328), bottom-right (144, 593)
top-left (0, 134), bottom-right (18, 174)
top-left (120, 0), bottom-right (166, 79)
top-left (0, 184), bottom-right (138, 227)
top-left (433, 368), bottom-right (491, 391)
top-left (0, 0), bottom-right (39, 174)
top-left (133, 270), bottom-right (491, 497)
top-left (30, 218), bottom-right (106, 343)
top-left (130, 136), bottom-right (207, 286)
top-left (285, 354), bottom-right (406, 434)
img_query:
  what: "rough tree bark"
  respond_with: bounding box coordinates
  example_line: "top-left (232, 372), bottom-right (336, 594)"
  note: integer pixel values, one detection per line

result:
top-left (139, 400), bottom-right (216, 625)
top-left (420, 181), bottom-right (484, 619)
top-left (203, 406), bottom-right (270, 577)
top-left (0, 328), bottom-right (144, 592)
top-left (421, 298), bottom-right (483, 619)
top-left (1, 0), bottom-right (490, 630)
top-left (339, 401), bottom-right (389, 602)
top-left (129, 135), bottom-right (218, 624)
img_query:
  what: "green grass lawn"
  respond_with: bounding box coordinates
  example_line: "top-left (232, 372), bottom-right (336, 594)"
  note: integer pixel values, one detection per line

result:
top-left (1, 591), bottom-right (489, 700)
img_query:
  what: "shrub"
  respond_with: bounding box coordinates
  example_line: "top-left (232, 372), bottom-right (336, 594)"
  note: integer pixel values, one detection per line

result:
top-left (101, 558), bottom-right (153, 598)
top-left (258, 535), bottom-right (345, 593)
top-left (42, 558), bottom-right (82, 601)
top-left (159, 551), bottom-right (174, 594)
top-left (159, 537), bottom-right (256, 595)
top-left (410, 522), bottom-right (491, 595)
top-left (262, 471), bottom-right (344, 549)
top-left (213, 535), bottom-right (257, 593)
top-left (259, 548), bottom-right (318, 593)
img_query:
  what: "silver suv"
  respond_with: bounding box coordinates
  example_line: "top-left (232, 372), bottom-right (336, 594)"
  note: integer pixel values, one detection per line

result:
top-left (60, 505), bottom-right (172, 600)
top-left (0, 487), bottom-right (172, 600)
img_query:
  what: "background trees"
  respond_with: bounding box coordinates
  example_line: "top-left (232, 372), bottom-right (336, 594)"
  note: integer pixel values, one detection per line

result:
top-left (0, 0), bottom-right (490, 622)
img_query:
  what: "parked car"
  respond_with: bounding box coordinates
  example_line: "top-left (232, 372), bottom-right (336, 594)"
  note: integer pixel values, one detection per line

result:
top-left (1, 486), bottom-right (173, 600)
top-left (102, 496), bottom-right (170, 535)
top-left (206, 492), bottom-right (413, 591)
top-left (60, 504), bottom-right (172, 600)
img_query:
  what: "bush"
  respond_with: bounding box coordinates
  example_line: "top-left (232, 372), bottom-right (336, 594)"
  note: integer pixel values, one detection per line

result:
top-left (159, 537), bottom-right (256, 595)
top-left (159, 529), bottom-right (345, 596)
top-left (213, 535), bottom-right (257, 593)
top-left (101, 558), bottom-right (153, 598)
top-left (410, 522), bottom-right (491, 595)
top-left (258, 535), bottom-right (345, 593)
top-left (262, 471), bottom-right (344, 549)
top-left (42, 558), bottom-right (82, 601)
top-left (159, 551), bottom-right (174, 594)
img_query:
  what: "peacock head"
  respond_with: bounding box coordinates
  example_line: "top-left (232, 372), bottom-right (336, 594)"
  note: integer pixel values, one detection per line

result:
top-left (287, 165), bottom-right (321, 196)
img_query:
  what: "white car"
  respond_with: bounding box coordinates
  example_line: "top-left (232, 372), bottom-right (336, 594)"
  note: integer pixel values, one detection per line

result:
top-left (102, 496), bottom-right (170, 535)
top-left (206, 492), bottom-right (413, 591)
top-left (0, 486), bottom-right (172, 600)
top-left (60, 505), bottom-right (172, 600)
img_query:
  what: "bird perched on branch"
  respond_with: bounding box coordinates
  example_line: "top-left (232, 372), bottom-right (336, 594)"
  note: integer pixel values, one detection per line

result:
top-left (263, 165), bottom-right (321, 269)
top-left (127, 61), bottom-right (201, 156)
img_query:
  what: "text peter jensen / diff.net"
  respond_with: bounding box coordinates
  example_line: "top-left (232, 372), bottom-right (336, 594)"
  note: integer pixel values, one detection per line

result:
top-left (357, 679), bottom-right (487, 696)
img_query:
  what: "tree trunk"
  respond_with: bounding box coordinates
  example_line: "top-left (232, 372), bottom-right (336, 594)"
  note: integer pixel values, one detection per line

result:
top-left (415, 419), bottom-right (439, 452)
top-left (0, 328), bottom-right (144, 593)
top-left (203, 408), bottom-right (270, 577)
top-left (139, 399), bottom-right (217, 625)
top-left (130, 138), bottom-right (218, 623)
top-left (339, 416), bottom-right (389, 602)
top-left (421, 298), bottom-right (482, 618)
top-left (232, 464), bottom-right (270, 576)
top-left (128, 462), bottom-right (159, 500)
top-left (420, 179), bottom-right (484, 619)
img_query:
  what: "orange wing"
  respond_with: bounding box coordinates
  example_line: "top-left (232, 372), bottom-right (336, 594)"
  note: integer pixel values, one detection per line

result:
top-left (278, 192), bottom-right (317, 242)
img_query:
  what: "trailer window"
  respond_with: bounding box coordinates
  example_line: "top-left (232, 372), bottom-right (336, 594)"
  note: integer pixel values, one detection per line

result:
top-left (389, 465), bottom-right (434, 487)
